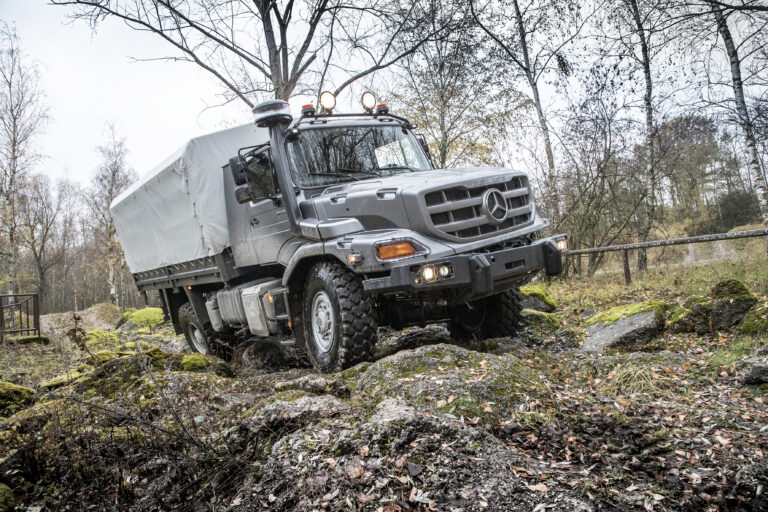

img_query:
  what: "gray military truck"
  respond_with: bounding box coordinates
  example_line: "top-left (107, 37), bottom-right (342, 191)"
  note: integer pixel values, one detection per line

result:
top-left (111, 93), bottom-right (566, 372)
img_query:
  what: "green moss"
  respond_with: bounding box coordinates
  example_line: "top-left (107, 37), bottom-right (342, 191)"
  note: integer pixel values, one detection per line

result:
top-left (0, 483), bottom-right (14, 512)
top-left (125, 307), bottom-right (164, 330)
top-left (123, 341), bottom-right (151, 350)
top-left (177, 353), bottom-right (230, 376)
top-left (522, 309), bottom-right (561, 330)
top-left (7, 334), bottom-right (49, 344)
top-left (739, 300), bottom-right (768, 334)
top-left (88, 350), bottom-right (122, 363)
top-left (520, 284), bottom-right (557, 310)
top-left (711, 279), bottom-right (753, 301)
top-left (0, 381), bottom-right (35, 417)
top-left (586, 299), bottom-right (670, 327)
top-left (41, 370), bottom-right (85, 389)
top-left (85, 328), bottom-right (120, 348)
top-left (708, 336), bottom-right (765, 369)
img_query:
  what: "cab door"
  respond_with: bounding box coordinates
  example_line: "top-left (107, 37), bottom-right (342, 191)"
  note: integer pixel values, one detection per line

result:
top-left (226, 147), bottom-right (293, 267)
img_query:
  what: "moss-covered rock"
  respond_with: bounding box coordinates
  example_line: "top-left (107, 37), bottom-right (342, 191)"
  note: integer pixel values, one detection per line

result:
top-left (0, 483), bottom-right (14, 512)
top-left (519, 284), bottom-right (557, 312)
top-left (176, 353), bottom-right (231, 377)
top-left (122, 307), bottom-right (164, 331)
top-left (670, 280), bottom-right (757, 334)
top-left (40, 370), bottom-right (86, 390)
top-left (739, 300), bottom-right (768, 334)
top-left (522, 309), bottom-right (561, 331)
top-left (586, 299), bottom-right (670, 327)
top-left (85, 328), bottom-right (120, 348)
top-left (7, 334), bottom-right (49, 344)
top-left (668, 295), bottom-right (714, 334)
top-left (0, 381), bottom-right (35, 417)
top-left (354, 344), bottom-right (544, 420)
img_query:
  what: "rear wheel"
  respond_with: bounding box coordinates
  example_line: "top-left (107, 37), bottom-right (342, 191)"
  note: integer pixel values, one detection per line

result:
top-left (448, 289), bottom-right (524, 340)
top-left (302, 261), bottom-right (377, 373)
top-left (178, 303), bottom-right (233, 360)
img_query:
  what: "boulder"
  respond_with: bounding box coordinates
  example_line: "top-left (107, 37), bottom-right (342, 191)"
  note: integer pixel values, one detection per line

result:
top-left (0, 381), bottom-right (35, 417)
top-left (242, 394), bottom-right (351, 434)
top-left (739, 299), bottom-right (768, 334)
top-left (274, 374), bottom-right (350, 397)
top-left (710, 280), bottom-right (758, 330)
top-left (521, 309), bottom-right (561, 331)
top-left (354, 344), bottom-right (544, 417)
top-left (583, 300), bottom-right (669, 353)
top-left (240, 398), bottom-right (593, 511)
top-left (743, 364), bottom-right (768, 385)
top-left (669, 280), bottom-right (757, 334)
top-left (519, 284), bottom-right (557, 312)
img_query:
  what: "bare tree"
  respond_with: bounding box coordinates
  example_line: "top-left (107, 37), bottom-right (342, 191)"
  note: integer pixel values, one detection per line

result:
top-left (388, 4), bottom-right (528, 168)
top-left (469, 0), bottom-right (589, 225)
top-left (88, 125), bottom-right (137, 306)
top-left (51, 0), bottom-right (451, 105)
top-left (18, 174), bottom-right (72, 309)
top-left (708, 3), bottom-right (768, 252)
top-left (0, 24), bottom-right (47, 303)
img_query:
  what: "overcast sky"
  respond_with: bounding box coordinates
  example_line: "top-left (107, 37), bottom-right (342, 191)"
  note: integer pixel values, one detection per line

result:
top-left (0, 0), bottom-right (263, 185)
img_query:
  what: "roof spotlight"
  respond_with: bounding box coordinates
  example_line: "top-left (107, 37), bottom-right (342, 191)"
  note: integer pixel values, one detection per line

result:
top-left (318, 91), bottom-right (336, 113)
top-left (361, 91), bottom-right (376, 112)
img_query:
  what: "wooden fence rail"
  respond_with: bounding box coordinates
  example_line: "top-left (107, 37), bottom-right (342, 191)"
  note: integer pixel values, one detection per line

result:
top-left (563, 228), bottom-right (768, 284)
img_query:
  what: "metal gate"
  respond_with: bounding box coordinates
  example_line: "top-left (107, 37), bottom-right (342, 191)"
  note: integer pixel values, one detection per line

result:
top-left (0, 294), bottom-right (40, 341)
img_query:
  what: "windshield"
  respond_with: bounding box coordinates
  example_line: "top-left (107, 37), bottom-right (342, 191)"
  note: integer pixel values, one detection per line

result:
top-left (286, 125), bottom-right (432, 188)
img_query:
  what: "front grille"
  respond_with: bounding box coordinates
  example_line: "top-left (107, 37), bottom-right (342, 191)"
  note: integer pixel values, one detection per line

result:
top-left (424, 176), bottom-right (533, 240)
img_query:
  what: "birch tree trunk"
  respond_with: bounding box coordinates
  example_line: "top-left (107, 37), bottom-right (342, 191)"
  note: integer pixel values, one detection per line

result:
top-left (712, 5), bottom-right (768, 254)
top-left (512, 0), bottom-right (560, 222)
top-left (627, 0), bottom-right (656, 271)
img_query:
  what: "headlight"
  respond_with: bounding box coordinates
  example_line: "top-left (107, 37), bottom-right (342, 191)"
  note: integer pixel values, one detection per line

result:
top-left (556, 236), bottom-right (568, 251)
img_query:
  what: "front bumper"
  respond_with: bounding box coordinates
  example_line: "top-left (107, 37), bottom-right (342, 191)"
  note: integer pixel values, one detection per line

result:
top-left (363, 237), bottom-right (563, 300)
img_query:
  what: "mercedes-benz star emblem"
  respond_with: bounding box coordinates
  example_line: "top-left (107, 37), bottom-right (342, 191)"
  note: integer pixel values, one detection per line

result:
top-left (483, 188), bottom-right (508, 224)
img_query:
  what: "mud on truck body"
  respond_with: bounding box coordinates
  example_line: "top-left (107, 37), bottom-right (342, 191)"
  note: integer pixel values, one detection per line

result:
top-left (110, 95), bottom-right (566, 372)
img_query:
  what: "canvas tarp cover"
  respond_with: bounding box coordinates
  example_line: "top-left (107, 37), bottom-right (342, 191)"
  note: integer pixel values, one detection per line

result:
top-left (110, 124), bottom-right (268, 274)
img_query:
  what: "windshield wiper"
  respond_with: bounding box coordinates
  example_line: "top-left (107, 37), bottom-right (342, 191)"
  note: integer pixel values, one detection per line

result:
top-left (336, 167), bottom-right (384, 177)
top-left (307, 172), bottom-right (362, 182)
top-left (376, 164), bottom-right (417, 173)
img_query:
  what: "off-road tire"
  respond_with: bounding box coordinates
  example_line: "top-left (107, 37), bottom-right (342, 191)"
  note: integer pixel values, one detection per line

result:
top-left (482, 289), bottom-right (524, 338)
top-left (448, 301), bottom-right (488, 341)
top-left (178, 303), bottom-right (233, 360)
top-left (302, 261), bottom-right (377, 372)
top-left (448, 289), bottom-right (524, 340)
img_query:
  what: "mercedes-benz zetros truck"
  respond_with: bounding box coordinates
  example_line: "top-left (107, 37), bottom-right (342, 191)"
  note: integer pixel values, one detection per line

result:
top-left (110, 93), bottom-right (566, 372)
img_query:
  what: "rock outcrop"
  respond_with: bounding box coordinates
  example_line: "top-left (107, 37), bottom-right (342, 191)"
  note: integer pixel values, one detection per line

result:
top-left (669, 279), bottom-right (757, 333)
top-left (582, 300), bottom-right (669, 353)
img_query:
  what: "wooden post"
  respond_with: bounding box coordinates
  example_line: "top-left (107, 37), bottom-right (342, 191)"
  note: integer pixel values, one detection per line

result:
top-left (33, 294), bottom-right (40, 337)
top-left (623, 249), bottom-right (632, 285)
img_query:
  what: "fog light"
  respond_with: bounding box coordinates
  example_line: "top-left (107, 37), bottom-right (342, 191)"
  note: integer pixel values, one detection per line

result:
top-left (438, 264), bottom-right (452, 278)
top-left (422, 266), bottom-right (437, 282)
top-left (556, 237), bottom-right (568, 251)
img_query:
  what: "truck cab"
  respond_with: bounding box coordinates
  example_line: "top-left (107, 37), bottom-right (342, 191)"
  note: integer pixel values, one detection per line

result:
top-left (112, 93), bottom-right (565, 373)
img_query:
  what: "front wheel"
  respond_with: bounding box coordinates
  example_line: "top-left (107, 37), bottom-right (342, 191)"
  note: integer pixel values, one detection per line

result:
top-left (302, 261), bottom-right (377, 373)
top-left (448, 289), bottom-right (524, 340)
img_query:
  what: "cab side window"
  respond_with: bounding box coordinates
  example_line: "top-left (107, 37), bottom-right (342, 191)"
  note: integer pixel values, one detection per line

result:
top-left (247, 148), bottom-right (280, 198)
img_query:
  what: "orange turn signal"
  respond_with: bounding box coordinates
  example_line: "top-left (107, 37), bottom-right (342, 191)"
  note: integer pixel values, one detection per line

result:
top-left (377, 241), bottom-right (416, 260)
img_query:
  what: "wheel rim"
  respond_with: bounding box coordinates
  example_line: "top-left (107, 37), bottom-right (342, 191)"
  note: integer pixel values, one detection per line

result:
top-left (457, 302), bottom-right (486, 332)
top-left (311, 290), bottom-right (335, 353)
top-left (188, 324), bottom-right (208, 354)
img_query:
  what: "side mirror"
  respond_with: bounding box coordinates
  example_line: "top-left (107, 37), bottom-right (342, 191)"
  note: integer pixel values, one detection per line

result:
top-left (416, 134), bottom-right (434, 168)
top-left (229, 155), bottom-right (248, 186)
